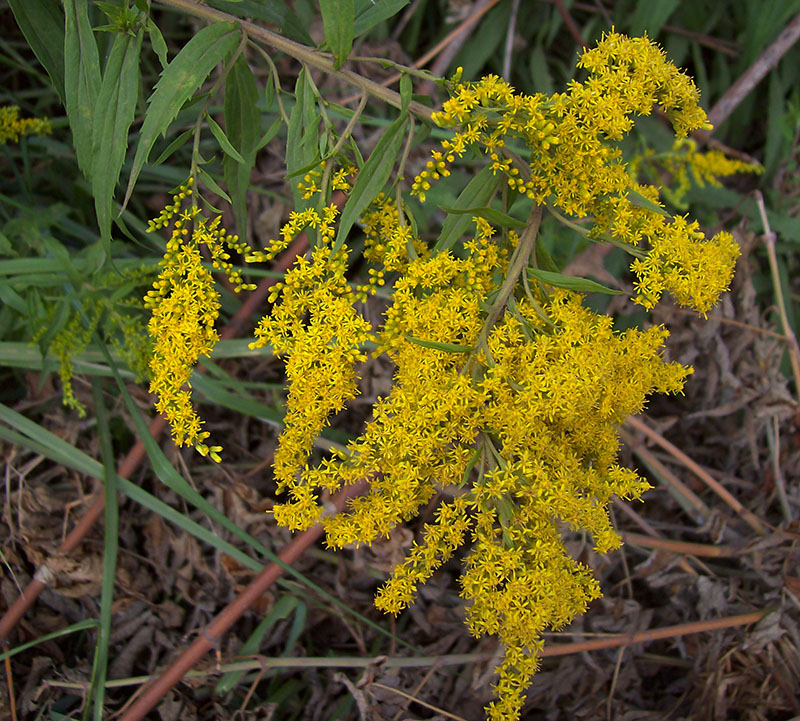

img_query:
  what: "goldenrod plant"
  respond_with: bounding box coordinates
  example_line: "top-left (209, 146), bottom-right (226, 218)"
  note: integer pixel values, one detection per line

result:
top-left (5, 2), bottom-right (763, 718)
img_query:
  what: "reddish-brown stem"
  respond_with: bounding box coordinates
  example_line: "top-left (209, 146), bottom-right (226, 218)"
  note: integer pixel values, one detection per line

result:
top-left (0, 190), bottom-right (343, 645)
top-left (118, 481), bottom-right (368, 721)
top-left (539, 610), bottom-right (766, 657)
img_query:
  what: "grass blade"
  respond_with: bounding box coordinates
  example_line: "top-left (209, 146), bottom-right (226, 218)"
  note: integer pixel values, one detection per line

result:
top-left (87, 378), bottom-right (118, 721)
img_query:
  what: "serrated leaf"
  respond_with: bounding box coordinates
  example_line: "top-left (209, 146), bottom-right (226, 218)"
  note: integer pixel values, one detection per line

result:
top-left (8, 0), bottom-right (66, 102)
top-left (146, 18), bottom-right (169, 69)
top-left (122, 22), bottom-right (240, 210)
top-left (207, 113), bottom-right (245, 163)
top-left (627, 188), bottom-right (670, 217)
top-left (434, 166), bottom-right (499, 252)
top-left (92, 28), bottom-right (143, 254)
top-left (527, 268), bottom-right (624, 295)
top-left (403, 334), bottom-right (472, 353)
top-left (354, 0), bottom-right (409, 37)
top-left (63, 0), bottom-right (101, 179)
top-left (223, 55), bottom-right (260, 235)
top-left (321, 0), bottom-right (354, 69)
top-left (334, 116), bottom-right (408, 254)
top-left (437, 205), bottom-right (526, 229)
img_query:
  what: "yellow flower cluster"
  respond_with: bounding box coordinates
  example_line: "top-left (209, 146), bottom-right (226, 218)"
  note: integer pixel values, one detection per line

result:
top-left (250, 204), bottom-right (375, 523)
top-left (413, 31), bottom-right (739, 316)
top-left (370, 288), bottom-right (690, 720)
top-left (138, 31), bottom-right (741, 721)
top-left (145, 179), bottom-right (256, 461)
top-left (296, 161), bottom-right (355, 199)
top-left (636, 138), bottom-right (763, 208)
top-left (0, 105), bottom-right (51, 144)
top-left (251, 197), bottom-right (692, 719)
top-left (42, 264), bottom-right (153, 417)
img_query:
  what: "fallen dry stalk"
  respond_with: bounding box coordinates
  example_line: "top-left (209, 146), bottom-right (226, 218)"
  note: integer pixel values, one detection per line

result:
top-left (539, 610), bottom-right (768, 657)
top-left (625, 415), bottom-right (770, 536)
top-left (117, 481), bottom-right (368, 721)
top-left (0, 190), bottom-right (336, 645)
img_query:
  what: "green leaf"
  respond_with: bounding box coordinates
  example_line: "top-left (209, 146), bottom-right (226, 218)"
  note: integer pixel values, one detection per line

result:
top-left (207, 113), bottom-right (246, 163)
top-left (205, 0), bottom-right (312, 44)
top-left (151, 128), bottom-right (193, 166)
top-left (88, 378), bottom-right (118, 721)
top-left (197, 166), bottom-right (232, 203)
top-left (223, 54), bottom-right (260, 235)
top-left (527, 268), bottom-right (625, 295)
top-left (403, 334), bottom-right (473, 353)
top-left (437, 205), bottom-right (526, 229)
top-left (215, 596), bottom-right (300, 695)
top-left (399, 72), bottom-right (412, 114)
top-left (8, 0), bottom-right (66, 102)
top-left (354, 0), bottom-right (409, 37)
top-left (146, 18), bottom-right (169, 70)
top-left (63, 0), bottom-right (101, 178)
top-left (627, 188), bottom-right (670, 217)
top-left (0, 619), bottom-right (99, 664)
top-left (320, 0), bottom-right (354, 69)
top-left (286, 69), bottom-right (322, 209)
top-left (334, 116), bottom-right (408, 254)
top-left (92, 28), bottom-right (143, 253)
top-left (434, 166), bottom-right (499, 252)
top-left (122, 22), bottom-right (240, 210)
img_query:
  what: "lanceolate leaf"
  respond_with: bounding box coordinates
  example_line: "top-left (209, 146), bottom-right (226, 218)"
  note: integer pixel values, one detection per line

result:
top-left (92, 28), bottom-right (143, 254)
top-left (122, 22), bottom-right (240, 210)
top-left (334, 116), bottom-right (408, 254)
top-left (354, 0), bottom-right (409, 37)
top-left (527, 268), bottom-right (625, 295)
top-left (438, 205), bottom-right (527, 229)
top-left (8, 0), bottom-right (66, 102)
top-left (320, 0), bottom-right (354, 69)
top-left (286, 69), bottom-right (321, 210)
top-left (207, 114), bottom-right (246, 164)
top-left (403, 335), bottom-right (473, 353)
top-left (223, 55), bottom-right (260, 235)
top-left (63, 0), bottom-right (101, 178)
top-left (435, 166), bottom-right (499, 252)
top-left (627, 188), bottom-right (671, 217)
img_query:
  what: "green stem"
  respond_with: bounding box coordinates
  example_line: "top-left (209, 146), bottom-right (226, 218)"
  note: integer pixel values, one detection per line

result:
top-left (476, 204), bottom-right (543, 353)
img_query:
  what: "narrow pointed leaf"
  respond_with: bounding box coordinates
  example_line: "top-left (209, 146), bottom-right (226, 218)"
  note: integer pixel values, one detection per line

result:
top-left (122, 22), bottom-right (240, 210)
top-left (320, 0), bottom-right (354, 69)
top-left (63, 0), bottom-right (101, 178)
top-left (8, 0), bottom-right (66, 102)
top-left (527, 268), bottom-right (625, 295)
top-left (92, 28), bottom-right (143, 252)
top-left (627, 188), bottom-right (671, 217)
top-left (434, 166), bottom-right (499, 252)
top-left (207, 113), bottom-right (246, 163)
top-left (354, 0), bottom-right (409, 37)
top-left (403, 334), bottom-right (473, 353)
top-left (334, 116), bottom-right (408, 254)
top-left (437, 205), bottom-right (527, 229)
top-left (223, 55), bottom-right (260, 234)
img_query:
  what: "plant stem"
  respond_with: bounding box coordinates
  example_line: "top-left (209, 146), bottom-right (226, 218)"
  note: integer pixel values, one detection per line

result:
top-left (476, 204), bottom-right (543, 352)
top-left (157, 0), bottom-right (435, 121)
top-left (754, 190), bottom-right (800, 397)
